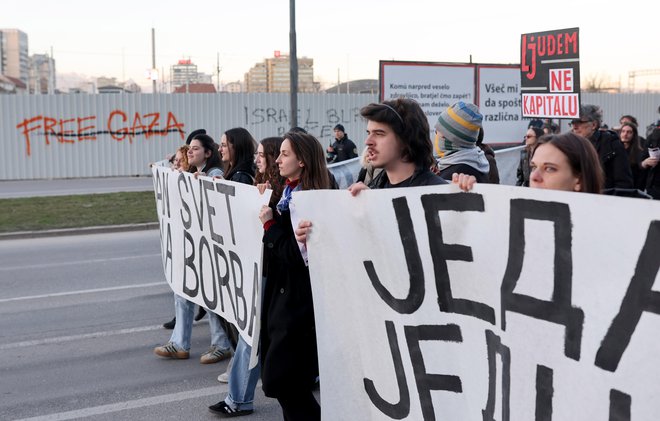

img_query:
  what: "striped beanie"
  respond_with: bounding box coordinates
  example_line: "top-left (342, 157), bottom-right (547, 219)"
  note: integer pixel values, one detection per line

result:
top-left (435, 102), bottom-right (483, 152)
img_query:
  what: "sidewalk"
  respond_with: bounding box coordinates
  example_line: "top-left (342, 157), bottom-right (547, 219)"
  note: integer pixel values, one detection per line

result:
top-left (0, 176), bottom-right (154, 199)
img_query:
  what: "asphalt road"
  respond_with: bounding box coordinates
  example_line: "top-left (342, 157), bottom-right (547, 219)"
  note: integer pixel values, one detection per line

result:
top-left (0, 177), bottom-right (154, 199)
top-left (0, 230), bottom-right (291, 420)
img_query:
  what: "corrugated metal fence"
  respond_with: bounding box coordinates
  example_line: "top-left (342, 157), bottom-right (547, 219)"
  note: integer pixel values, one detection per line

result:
top-left (0, 93), bottom-right (376, 180)
top-left (1, 92), bottom-right (659, 180)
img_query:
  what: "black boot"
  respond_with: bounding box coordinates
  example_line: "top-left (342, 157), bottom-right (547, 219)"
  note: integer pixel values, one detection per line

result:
top-left (195, 306), bottom-right (207, 321)
top-left (163, 317), bottom-right (176, 329)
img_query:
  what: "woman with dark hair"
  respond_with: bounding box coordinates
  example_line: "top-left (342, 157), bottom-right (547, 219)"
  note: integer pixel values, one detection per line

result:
top-left (257, 131), bottom-right (331, 421)
top-left (208, 135), bottom-right (282, 418)
top-left (188, 133), bottom-right (223, 177)
top-left (619, 122), bottom-right (645, 190)
top-left (517, 126), bottom-right (545, 186)
top-left (220, 127), bottom-right (257, 184)
top-left (530, 132), bottom-right (604, 194)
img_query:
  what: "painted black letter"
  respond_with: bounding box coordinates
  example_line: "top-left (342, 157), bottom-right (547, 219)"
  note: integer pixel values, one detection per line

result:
top-left (609, 389), bottom-right (631, 421)
top-left (364, 320), bottom-right (410, 419)
top-left (482, 330), bottom-right (510, 421)
top-left (421, 193), bottom-right (495, 324)
top-left (595, 221), bottom-right (660, 372)
top-left (535, 365), bottom-right (553, 421)
top-left (501, 199), bottom-right (584, 360)
top-left (364, 197), bottom-right (425, 314)
top-left (405, 324), bottom-right (463, 421)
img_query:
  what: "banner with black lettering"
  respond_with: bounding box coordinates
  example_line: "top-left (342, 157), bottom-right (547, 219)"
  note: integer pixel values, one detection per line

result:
top-left (292, 184), bottom-right (660, 420)
top-left (151, 166), bottom-right (270, 345)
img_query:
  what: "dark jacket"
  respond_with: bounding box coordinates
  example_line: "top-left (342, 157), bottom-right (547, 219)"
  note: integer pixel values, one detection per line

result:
top-left (225, 161), bottom-right (256, 185)
top-left (516, 148), bottom-right (531, 187)
top-left (642, 130), bottom-right (660, 199)
top-left (479, 143), bottom-right (500, 184)
top-left (260, 208), bottom-right (318, 397)
top-left (589, 130), bottom-right (633, 189)
top-left (327, 135), bottom-right (358, 163)
top-left (439, 164), bottom-right (489, 183)
top-left (369, 166), bottom-right (447, 189)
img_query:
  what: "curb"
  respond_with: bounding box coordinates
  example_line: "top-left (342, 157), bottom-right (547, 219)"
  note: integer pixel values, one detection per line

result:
top-left (0, 222), bottom-right (160, 241)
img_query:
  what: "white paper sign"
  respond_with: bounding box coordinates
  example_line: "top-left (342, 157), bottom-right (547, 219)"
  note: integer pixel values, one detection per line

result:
top-left (151, 166), bottom-right (271, 345)
top-left (293, 184), bottom-right (660, 421)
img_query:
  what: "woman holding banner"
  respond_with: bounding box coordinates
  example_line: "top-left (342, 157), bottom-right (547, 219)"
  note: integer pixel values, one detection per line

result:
top-left (529, 132), bottom-right (604, 194)
top-left (256, 131), bottom-right (330, 421)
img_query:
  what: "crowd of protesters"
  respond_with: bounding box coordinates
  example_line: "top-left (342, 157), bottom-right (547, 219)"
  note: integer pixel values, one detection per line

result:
top-left (150, 97), bottom-right (660, 420)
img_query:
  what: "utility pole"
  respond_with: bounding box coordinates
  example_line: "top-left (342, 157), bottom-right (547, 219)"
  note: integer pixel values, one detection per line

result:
top-left (50, 46), bottom-right (55, 94)
top-left (289, 0), bottom-right (298, 127)
top-left (217, 52), bottom-right (221, 91)
top-left (151, 28), bottom-right (157, 94)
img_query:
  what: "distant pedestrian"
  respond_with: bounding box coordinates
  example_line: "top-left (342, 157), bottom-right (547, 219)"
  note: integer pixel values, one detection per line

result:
top-left (326, 124), bottom-right (358, 163)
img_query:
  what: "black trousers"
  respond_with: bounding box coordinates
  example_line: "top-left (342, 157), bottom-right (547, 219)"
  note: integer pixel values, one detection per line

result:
top-left (277, 391), bottom-right (321, 421)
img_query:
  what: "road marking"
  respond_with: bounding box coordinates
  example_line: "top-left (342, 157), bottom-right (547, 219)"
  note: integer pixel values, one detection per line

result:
top-left (13, 385), bottom-right (227, 421)
top-left (0, 281), bottom-right (167, 303)
top-left (0, 253), bottom-right (161, 271)
top-left (0, 325), bottom-right (165, 350)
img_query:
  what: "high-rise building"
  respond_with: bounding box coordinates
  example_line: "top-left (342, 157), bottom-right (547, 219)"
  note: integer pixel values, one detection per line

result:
top-left (29, 53), bottom-right (56, 94)
top-left (0, 29), bottom-right (29, 84)
top-left (244, 54), bottom-right (316, 93)
top-left (170, 59), bottom-right (199, 89)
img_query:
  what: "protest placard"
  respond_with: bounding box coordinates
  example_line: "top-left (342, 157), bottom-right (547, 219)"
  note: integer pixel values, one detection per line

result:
top-left (293, 184), bottom-right (660, 420)
top-left (151, 166), bottom-right (271, 345)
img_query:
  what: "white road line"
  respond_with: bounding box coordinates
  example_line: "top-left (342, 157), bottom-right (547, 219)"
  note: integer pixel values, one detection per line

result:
top-left (0, 253), bottom-right (161, 272)
top-left (12, 385), bottom-right (227, 421)
top-left (0, 281), bottom-right (167, 303)
top-left (0, 325), bottom-right (164, 350)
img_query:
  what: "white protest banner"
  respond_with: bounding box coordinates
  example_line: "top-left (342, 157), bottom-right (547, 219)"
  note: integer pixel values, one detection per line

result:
top-left (151, 166), bottom-right (271, 345)
top-left (328, 156), bottom-right (362, 189)
top-left (292, 184), bottom-right (660, 420)
top-left (477, 65), bottom-right (528, 143)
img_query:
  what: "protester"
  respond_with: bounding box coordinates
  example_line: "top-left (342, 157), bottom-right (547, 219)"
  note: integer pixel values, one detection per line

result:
top-left (257, 131), bottom-right (331, 421)
top-left (476, 128), bottom-right (500, 184)
top-left (640, 128), bottom-right (660, 199)
top-left (619, 122), bottom-right (645, 190)
top-left (570, 104), bottom-right (633, 189)
top-left (618, 115), bottom-right (646, 148)
top-left (434, 101), bottom-right (490, 182)
top-left (516, 127), bottom-right (544, 187)
top-left (208, 130), bottom-right (262, 418)
top-left (154, 132), bottom-right (232, 364)
top-left (356, 147), bottom-right (382, 186)
top-left (326, 124), bottom-right (358, 163)
top-left (188, 133), bottom-right (223, 177)
top-left (529, 132), bottom-right (604, 194)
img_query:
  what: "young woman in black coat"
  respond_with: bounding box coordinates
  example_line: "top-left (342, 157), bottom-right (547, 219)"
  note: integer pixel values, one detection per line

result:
top-left (258, 131), bottom-right (331, 421)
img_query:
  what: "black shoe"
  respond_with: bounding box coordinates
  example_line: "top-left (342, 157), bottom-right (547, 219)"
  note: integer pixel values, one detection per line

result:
top-left (208, 401), bottom-right (253, 417)
top-left (163, 317), bottom-right (176, 329)
top-left (195, 307), bottom-right (207, 322)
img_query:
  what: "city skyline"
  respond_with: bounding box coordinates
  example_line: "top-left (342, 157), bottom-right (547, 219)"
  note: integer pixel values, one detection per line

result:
top-left (4, 0), bottom-right (660, 93)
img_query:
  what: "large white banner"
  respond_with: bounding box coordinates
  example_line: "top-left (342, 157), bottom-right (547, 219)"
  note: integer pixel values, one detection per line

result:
top-left (292, 185), bottom-right (660, 420)
top-left (151, 166), bottom-right (270, 345)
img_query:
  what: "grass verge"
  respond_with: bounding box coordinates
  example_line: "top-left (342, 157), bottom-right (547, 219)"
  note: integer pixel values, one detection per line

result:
top-left (0, 191), bottom-right (157, 233)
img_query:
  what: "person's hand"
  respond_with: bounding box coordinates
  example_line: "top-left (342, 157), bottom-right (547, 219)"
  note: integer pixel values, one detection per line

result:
top-left (193, 171), bottom-right (205, 179)
top-left (148, 162), bottom-right (154, 168)
top-left (213, 175), bottom-right (224, 180)
top-left (257, 182), bottom-right (272, 195)
top-left (259, 205), bottom-right (273, 225)
top-left (642, 157), bottom-right (659, 169)
top-left (348, 182), bottom-right (370, 196)
top-left (327, 146), bottom-right (335, 153)
top-left (451, 173), bottom-right (477, 192)
top-left (295, 220), bottom-right (312, 244)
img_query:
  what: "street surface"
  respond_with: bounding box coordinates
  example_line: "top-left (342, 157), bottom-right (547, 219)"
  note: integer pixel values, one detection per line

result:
top-left (0, 230), bottom-right (292, 420)
top-left (0, 177), bottom-right (154, 199)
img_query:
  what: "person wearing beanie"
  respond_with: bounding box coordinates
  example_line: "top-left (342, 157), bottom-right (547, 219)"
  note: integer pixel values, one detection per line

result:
top-left (571, 104), bottom-right (633, 189)
top-left (326, 123), bottom-right (358, 163)
top-left (434, 101), bottom-right (490, 182)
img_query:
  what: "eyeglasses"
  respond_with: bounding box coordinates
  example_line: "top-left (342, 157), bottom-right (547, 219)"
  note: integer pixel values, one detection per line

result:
top-left (570, 119), bottom-right (591, 126)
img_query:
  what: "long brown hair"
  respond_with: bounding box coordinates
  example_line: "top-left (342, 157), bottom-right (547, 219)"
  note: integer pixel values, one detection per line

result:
top-left (255, 136), bottom-right (286, 207)
top-left (532, 132), bottom-right (604, 194)
top-left (283, 131), bottom-right (330, 190)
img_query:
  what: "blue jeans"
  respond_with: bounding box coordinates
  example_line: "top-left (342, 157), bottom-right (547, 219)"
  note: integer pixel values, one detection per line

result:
top-left (170, 294), bottom-right (230, 351)
top-left (225, 334), bottom-right (261, 410)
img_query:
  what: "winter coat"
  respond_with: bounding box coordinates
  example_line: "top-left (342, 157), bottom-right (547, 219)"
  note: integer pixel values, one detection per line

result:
top-left (516, 148), bottom-right (531, 187)
top-left (327, 136), bottom-right (358, 163)
top-left (589, 130), bottom-right (633, 189)
top-left (260, 208), bottom-right (318, 397)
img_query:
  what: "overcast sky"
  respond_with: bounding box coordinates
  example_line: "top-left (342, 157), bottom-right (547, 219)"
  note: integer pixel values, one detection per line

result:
top-left (4, 0), bottom-right (660, 91)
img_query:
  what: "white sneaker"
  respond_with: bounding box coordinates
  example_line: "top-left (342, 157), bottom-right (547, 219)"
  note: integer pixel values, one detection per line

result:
top-left (217, 356), bottom-right (234, 383)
